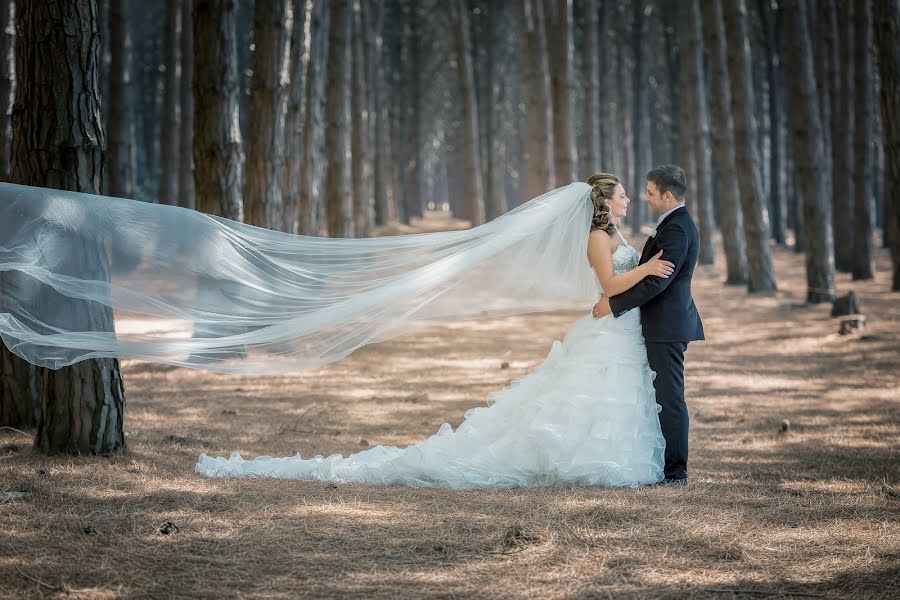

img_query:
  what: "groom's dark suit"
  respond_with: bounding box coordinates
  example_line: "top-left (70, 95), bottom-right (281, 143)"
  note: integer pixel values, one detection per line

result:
top-left (608, 207), bottom-right (704, 481)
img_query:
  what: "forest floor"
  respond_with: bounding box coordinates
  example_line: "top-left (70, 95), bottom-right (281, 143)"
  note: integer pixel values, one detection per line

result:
top-left (1, 221), bottom-right (899, 599)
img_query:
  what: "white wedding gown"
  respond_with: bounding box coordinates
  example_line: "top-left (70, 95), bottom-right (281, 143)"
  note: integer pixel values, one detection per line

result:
top-left (196, 239), bottom-right (666, 488)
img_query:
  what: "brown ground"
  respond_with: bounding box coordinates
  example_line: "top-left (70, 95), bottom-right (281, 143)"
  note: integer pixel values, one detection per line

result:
top-left (1, 230), bottom-right (899, 599)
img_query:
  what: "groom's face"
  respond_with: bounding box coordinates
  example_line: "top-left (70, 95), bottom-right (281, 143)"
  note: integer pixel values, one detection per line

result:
top-left (644, 181), bottom-right (669, 216)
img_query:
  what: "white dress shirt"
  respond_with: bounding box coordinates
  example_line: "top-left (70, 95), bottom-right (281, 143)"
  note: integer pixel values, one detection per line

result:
top-left (656, 203), bottom-right (686, 226)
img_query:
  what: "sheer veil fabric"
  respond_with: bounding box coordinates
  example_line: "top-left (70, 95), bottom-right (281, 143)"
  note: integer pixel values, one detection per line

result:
top-left (0, 182), bottom-right (598, 374)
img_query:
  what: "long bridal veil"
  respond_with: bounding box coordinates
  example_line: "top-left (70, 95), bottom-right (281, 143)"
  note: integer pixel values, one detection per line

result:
top-left (0, 182), bottom-right (597, 374)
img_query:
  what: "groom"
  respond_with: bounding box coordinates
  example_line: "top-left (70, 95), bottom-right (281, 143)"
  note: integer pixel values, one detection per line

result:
top-left (592, 165), bottom-right (704, 485)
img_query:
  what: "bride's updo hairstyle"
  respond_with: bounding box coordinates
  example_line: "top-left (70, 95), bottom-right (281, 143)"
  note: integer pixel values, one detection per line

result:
top-left (587, 172), bottom-right (619, 234)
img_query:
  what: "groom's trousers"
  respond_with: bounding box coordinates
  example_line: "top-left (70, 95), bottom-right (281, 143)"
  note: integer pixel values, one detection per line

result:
top-left (645, 342), bottom-right (689, 480)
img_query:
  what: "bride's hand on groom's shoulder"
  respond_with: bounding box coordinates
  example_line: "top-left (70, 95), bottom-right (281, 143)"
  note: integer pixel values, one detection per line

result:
top-left (643, 250), bottom-right (675, 279)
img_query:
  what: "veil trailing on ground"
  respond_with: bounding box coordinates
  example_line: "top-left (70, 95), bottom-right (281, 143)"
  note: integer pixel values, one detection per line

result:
top-left (0, 182), bottom-right (598, 374)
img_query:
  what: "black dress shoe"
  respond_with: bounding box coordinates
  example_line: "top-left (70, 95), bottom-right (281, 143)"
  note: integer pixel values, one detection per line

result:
top-left (654, 477), bottom-right (689, 487)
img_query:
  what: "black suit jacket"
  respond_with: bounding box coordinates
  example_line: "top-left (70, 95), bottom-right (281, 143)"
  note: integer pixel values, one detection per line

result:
top-left (608, 207), bottom-right (705, 343)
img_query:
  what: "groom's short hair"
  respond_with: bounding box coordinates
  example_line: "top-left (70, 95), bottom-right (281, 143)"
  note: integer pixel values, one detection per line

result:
top-left (647, 165), bottom-right (687, 201)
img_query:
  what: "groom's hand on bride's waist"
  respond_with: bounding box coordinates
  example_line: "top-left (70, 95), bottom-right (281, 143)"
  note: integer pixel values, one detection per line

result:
top-left (592, 297), bottom-right (611, 318)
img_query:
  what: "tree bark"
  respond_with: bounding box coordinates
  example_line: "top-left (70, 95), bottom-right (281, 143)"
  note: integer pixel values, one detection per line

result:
top-left (107, 0), bottom-right (136, 199)
top-left (703, 0), bottom-right (748, 285)
top-left (158, 0), bottom-right (181, 204)
top-left (758, 0), bottom-right (786, 245)
top-left (581, 0), bottom-right (599, 174)
top-left (193, 0), bottom-right (244, 220)
top-left (677, 0), bottom-right (715, 265)
top-left (630, 0), bottom-right (650, 234)
top-left (244, 0), bottom-right (291, 230)
top-left (3, 0), bottom-right (126, 454)
top-left (0, 0), bottom-right (13, 181)
top-left (723, 0), bottom-right (777, 293)
top-left (323, 0), bottom-right (352, 237)
top-left (518, 0), bottom-right (554, 202)
top-left (834, 0), bottom-right (855, 271)
top-left (298, 0), bottom-right (329, 235)
top-left (370, 0), bottom-right (388, 226)
top-left (852, 0), bottom-right (875, 281)
top-left (283, 0), bottom-right (307, 233)
top-left (452, 0), bottom-right (484, 226)
top-left (178, 0), bottom-right (195, 209)
top-left (783, 0), bottom-right (836, 304)
top-left (875, 0), bottom-right (900, 290)
top-left (351, 0), bottom-right (372, 236)
top-left (545, 0), bottom-right (576, 187)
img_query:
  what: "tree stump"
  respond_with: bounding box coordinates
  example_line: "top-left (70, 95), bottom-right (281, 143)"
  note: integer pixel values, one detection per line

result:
top-left (831, 291), bottom-right (860, 317)
top-left (839, 316), bottom-right (866, 335)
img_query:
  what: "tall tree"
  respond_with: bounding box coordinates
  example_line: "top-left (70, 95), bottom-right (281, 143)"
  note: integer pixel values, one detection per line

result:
top-left (0, 1), bottom-right (13, 181)
top-left (298, 0), bottom-right (329, 235)
top-left (783, 0), bottom-right (836, 303)
top-left (178, 0), bottom-right (194, 209)
top-left (758, 0), bottom-right (786, 245)
top-left (518, 0), bottom-right (554, 201)
top-left (677, 0), bottom-right (715, 265)
top-left (244, 0), bottom-right (291, 230)
top-left (703, 0), bottom-right (748, 285)
top-left (158, 0), bottom-right (181, 204)
top-left (852, 0), bottom-right (876, 280)
top-left (833, 1), bottom-right (855, 271)
top-left (452, 0), bottom-right (484, 226)
top-left (545, 0), bottom-right (576, 187)
top-left (351, 0), bottom-right (372, 235)
top-left (2, 0), bottom-right (126, 454)
top-left (875, 0), bottom-right (900, 290)
top-left (283, 0), bottom-right (308, 233)
top-left (107, 0), bottom-right (136, 199)
top-left (723, 0), bottom-right (777, 293)
top-left (193, 0), bottom-right (244, 220)
top-left (581, 0), bottom-right (599, 174)
top-left (370, 0), bottom-right (389, 226)
top-left (630, 0), bottom-right (650, 234)
top-left (323, 0), bottom-right (353, 236)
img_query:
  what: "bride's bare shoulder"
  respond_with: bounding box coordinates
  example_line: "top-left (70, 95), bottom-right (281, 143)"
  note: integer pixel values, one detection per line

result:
top-left (588, 229), bottom-right (618, 253)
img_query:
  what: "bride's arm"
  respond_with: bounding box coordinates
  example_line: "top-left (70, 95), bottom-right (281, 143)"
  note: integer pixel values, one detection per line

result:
top-left (587, 231), bottom-right (671, 296)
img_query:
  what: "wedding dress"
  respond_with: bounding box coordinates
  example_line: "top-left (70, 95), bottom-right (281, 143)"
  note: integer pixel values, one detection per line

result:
top-left (196, 234), bottom-right (666, 488)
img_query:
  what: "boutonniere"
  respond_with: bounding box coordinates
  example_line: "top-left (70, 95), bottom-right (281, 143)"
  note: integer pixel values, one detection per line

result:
top-left (647, 228), bottom-right (657, 238)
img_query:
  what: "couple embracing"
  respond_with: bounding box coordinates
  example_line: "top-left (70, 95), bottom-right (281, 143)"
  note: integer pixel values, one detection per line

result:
top-left (198, 164), bottom-right (705, 488)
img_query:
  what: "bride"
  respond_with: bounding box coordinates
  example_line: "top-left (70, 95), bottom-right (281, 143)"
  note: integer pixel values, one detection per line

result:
top-left (196, 173), bottom-right (675, 488)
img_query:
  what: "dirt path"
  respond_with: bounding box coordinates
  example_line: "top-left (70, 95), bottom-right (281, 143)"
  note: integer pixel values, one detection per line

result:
top-left (1, 237), bottom-right (898, 599)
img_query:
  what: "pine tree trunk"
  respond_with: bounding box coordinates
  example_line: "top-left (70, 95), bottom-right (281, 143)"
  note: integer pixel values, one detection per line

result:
top-left (405, 4), bottom-right (424, 220)
top-left (723, 0), bottom-right (777, 293)
top-left (678, 0), bottom-right (715, 265)
top-left (158, 0), bottom-right (181, 204)
top-left (453, 0), bottom-right (484, 226)
top-left (0, 0), bottom-right (13, 181)
top-left (630, 0), bottom-right (650, 234)
top-left (783, 0), bottom-right (836, 304)
top-left (703, 0), bottom-right (748, 285)
top-left (323, 0), bottom-right (352, 237)
top-left (193, 0), bottom-right (244, 220)
top-left (852, 0), bottom-right (875, 281)
top-left (178, 0), bottom-right (195, 209)
top-left (3, 0), bottom-right (126, 454)
top-left (107, 0), bottom-right (136, 199)
top-left (581, 0), bottom-right (599, 174)
top-left (283, 0), bottom-right (307, 234)
top-left (875, 0), bottom-right (900, 291)
top-left (298, 0), bottom-right (328, 235)
top-left (758, 0), bottom-right (786, 245)
top-left (834, 0), bottom-right (855, 271)
top-left (371, 0), bottom-right (388, 226)
top-left (351, 0), bottom-right (372, 236)
top-left (545, 0), bottom-right (576, 187)
top-left (244, 0), bottom-right (291, 230)
top-left (518, 0), bottom-right (554, 202)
